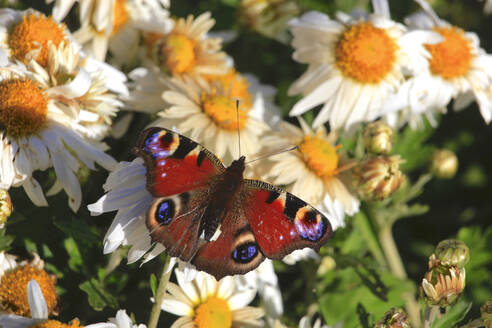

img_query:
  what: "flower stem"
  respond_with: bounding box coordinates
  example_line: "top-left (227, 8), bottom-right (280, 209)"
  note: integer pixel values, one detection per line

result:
top-left (379, 224), bottom-right (422, 327)
top-left (148, 256), bottom-right (172, 328)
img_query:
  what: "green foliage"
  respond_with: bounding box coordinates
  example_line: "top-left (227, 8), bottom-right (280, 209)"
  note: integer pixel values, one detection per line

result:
top-left (431, 301), bottom-right (472, 328)
top-left (79, 278), bottom-right (119, 311)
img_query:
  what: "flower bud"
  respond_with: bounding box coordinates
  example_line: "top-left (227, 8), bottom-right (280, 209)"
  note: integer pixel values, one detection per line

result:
top-left (430, 149), bottom-right (458, 179)
top-left (481, 298), bottom-right (492, 328)
top-left (352, 155), bottom-right (405, 201)
top-left (422, 262), bottom-right (465, 306)
top-left (239, 0), bottom-right (300, 42)
top-left (0, 189), bottom-right (12, 228)
top-left (375, 308), bottom-right (410, 328)
top-left (434, 239), bottom-right (469, 268)
top-left (363, 121), bottom-right (395, 155)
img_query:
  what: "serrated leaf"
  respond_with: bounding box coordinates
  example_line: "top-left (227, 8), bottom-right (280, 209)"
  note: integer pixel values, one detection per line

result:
top-left (63, 237), bottom-right (83, 272)
top-left (150, 273), bottom-right (157, 298)
top-left (24, 238), bottom-right (38, 254)
top-left (79, 278), bottom-right (118, 311)
top-left (393, 123), bottom-right (434, 172)
top-left (42, 244), bottom-right (53, 258)
top-left (431, 301), bottom-right (471, 328)
top-left (0, 231), bottom-right (14, 251)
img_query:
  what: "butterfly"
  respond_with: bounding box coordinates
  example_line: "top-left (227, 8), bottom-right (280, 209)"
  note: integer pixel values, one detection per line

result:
top-left (133, 127), bottom-right (333, 279)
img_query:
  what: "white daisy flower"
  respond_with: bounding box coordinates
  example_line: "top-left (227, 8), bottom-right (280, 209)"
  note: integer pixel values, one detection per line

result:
top-left (263, 118), bottom-right (359, 218)
top-left (0, 67), bottom-right (116, 211)
top-left (287, 0), bottom-right (440, 131)
top-left (85, 309), bottom-right (146, 328)
top-left (299, 316), bottom-right (330, 328)
top-left (237, 260), bottom-right (283, 319)
top-left (155, 74), bottom-right (270, 162)
top-left (0, 8), bottom-right (72, 68)
top-left (0, 252), bottom-right (57, 318)
top-left (47, 0), bottom-right (173, 62)
top-left (23, 41), bottom-right (126, 140)
top-left (0, 280), bottom-right (49, 328)
top-left (161, 268), bottom-right (264, 328)
top-left (87, 158), bottom-right (198, 279)
top-left (383, 3), bottom-right (492, 126)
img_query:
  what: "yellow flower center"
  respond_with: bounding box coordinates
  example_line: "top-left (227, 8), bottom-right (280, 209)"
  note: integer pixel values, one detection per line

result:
top-left (8, 13), bottom-right (65, 67)
top-left (30, 319), bottom-right (83, 328)
top-left (111, 0), bottom-right (129, 36)
top-left (194, 297), bottom-right (232, 328)
top-left (0, 79), bottom-right (48, 138)
top-left (425, 27), bottom-right (472, 79)
top-left (201, 91), bottom-right (247, 131)
top-left (335, 22), bottom-right (398, 83)
top-left (299, 136), bottom-right (340, 178)
top-left (0, 265), bottom-right (58, 317)
top-left (205, 69), bottom-right (253, 110)
top-left (159, 33), bottom-right (196, 75)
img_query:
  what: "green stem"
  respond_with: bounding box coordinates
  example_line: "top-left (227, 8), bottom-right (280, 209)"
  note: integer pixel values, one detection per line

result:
top-left (423, 305), bottom-right (438, 328)
top-left (354, 211), bottom-right (386, 266)
top-left (379, 224), bottom-right (422, 328)
top-left (148, 256), bottom-right (173, 328)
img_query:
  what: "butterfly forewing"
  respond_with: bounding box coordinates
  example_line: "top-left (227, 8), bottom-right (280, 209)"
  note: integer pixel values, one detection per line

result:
top-left (242, 179), bottom-right (333, 260)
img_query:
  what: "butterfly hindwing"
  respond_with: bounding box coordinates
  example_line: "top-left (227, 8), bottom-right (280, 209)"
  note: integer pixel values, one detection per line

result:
top-left (146, 187), bottom-right (210, 261)
top-left (133, 127), bottom-right (224, 198)
top-left (242, 180), bottom-right (333, 260)
top-left (191, 204), bottom-right (265, 280)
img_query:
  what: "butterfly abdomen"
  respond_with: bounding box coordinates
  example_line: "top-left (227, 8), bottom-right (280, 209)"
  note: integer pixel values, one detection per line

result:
top-left (199, 156), bottom-right (246, 241)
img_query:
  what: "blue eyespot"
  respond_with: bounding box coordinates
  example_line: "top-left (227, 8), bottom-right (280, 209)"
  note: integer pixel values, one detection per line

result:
top-left (295, 211), bottom-right (326, 242)
top-left (155, 200), bottom-right (175, 225)
top-left (232, 243), bottom-right (258, 264)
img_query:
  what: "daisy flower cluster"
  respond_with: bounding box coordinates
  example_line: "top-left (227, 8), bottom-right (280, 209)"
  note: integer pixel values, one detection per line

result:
top-left (1, 0), bottom-right (492, 327)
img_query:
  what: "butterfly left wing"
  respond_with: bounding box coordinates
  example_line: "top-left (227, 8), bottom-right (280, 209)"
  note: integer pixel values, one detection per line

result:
top-left (191, 204), bottom-right (266, 280)
top-left (241, 179), bottom-right (333, 260)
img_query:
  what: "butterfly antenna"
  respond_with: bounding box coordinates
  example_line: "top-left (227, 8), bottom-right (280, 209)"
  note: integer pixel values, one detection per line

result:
top-left (236, 99), bottom-right (241, 158)
top-left (245, 145), bottom-right (299, 164)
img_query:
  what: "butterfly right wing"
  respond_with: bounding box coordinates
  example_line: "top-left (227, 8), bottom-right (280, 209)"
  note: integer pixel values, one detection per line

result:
top-left (133, 127), bottom-right (225, 261)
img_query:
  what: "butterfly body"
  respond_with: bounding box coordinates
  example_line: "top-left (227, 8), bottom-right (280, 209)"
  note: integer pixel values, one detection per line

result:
top-left (134, 127), bottom-right (333, 279)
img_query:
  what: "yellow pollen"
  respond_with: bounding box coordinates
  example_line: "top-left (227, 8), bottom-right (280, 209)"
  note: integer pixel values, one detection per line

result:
top-left (204, 69), bottom-right (253, 110)
top-left (0, 265), bottom-right (58, 317)
top-left (194, 297), bottom-right (232, 328)
top-left (202, 91), bottom-right (247, 131)
top-left (335, 22), bottom-right (398, 83)
top-left (111, 0), bottom-right (129, 36)
top-left (0, 79), bottom-right (48, 138)
top-left (8, 13), bottom-right (65, 67)
top-left (30, 319), bottom-right (83, 328)
top-left (159, 33), bottom-right (196, 75)
top-left (425, 27), bottom-right (472, 79)
top-left (299, 136), bottom-right (340, 178)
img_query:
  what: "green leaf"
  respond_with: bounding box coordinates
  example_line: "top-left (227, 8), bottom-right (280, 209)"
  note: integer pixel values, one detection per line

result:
top-left (79, 278), bottom-right (118, 311)
top-left (393, 123), bottom-right (434, 172)
top-left (431, 301), bottom-right (472, 328)
top-left (150, 273), bottom-right (157, 298)
top-left (63, 237), bottom-right (83, 272)
top-left (0, 229), bottom-right (14, 251)
top-left (319, 263), bottom-right (414, 328)
top-left (24, 238), bottom-right (38, 254)
top-left (54, 219), bottom-right (100, 244)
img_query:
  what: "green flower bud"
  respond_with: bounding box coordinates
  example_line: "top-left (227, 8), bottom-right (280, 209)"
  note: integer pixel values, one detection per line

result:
top-left (0, 189), bottom-right (12, 228)
top-left (352, 155), bottom-right (405, 201)
top-left (481, 298), bottom-right (492, 328)
top-left (363, 121), bottom-right (395, 155)
top-left (430, 149), bottom-right (458, 179)
top-left (375, 308), bottom-right (410, 328)
top-left (434, 239), bottom-right (469, 268)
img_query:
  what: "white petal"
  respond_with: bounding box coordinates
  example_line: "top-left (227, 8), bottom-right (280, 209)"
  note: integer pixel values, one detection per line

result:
top-left (27, 280), bottom-right (48, 319)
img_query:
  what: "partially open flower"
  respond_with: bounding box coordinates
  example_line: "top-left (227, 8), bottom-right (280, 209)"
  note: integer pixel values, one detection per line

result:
top-left (430, 149), bottom-right (458, 179)
top-left (239, 0), bottom-right (300, 43)
top-left (375, 308), bottom-right (410, 328)
top-left (434, 239), bottom-right (469, 268)
top-left (353, 155), bottom-right (405, 201)
top-left (363, 121), bottom-right (395, 155)
top-left (422, 256), bottom-right (465, 306)
top-left (0, 189), bottom-right (12, 228)
top-left (481, 298), bottom-right (492, 328)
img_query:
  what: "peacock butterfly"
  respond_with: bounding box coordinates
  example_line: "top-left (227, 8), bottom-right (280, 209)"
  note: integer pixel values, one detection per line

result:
top-left (133, 127), bottom-right (333, 279)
